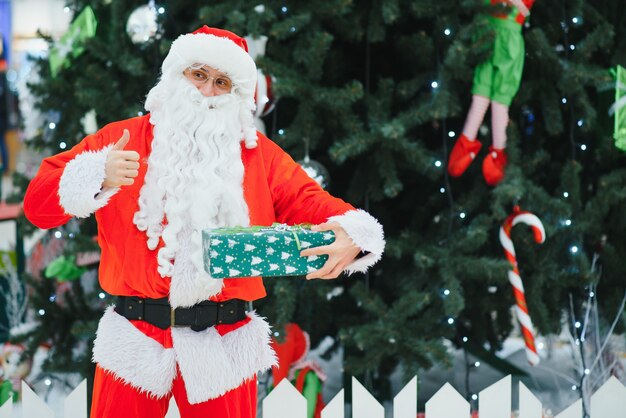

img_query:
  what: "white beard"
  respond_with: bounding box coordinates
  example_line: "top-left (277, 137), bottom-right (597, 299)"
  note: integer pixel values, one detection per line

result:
top-left (134, 76), bottom-right (251, 307)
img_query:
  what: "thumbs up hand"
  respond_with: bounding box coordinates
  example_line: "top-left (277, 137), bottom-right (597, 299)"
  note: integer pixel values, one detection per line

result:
top-left (102, 129), bottom-right (140, 188)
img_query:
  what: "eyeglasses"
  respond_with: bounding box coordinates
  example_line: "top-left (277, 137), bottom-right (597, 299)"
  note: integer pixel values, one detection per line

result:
top-left (183, 66), bottom-right (233, 93)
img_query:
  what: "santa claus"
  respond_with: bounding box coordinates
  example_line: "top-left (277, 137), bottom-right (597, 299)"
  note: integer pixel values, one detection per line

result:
top-left (23, 26), bottom-right (384, 417)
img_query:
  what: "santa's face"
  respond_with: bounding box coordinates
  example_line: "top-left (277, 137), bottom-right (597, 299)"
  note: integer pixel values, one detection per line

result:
top-left (183, 64), bottom-right (233, 97)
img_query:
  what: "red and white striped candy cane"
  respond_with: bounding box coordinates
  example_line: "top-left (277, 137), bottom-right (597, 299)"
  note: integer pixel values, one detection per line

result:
top-left (499, 206), bottom-right (546, 366)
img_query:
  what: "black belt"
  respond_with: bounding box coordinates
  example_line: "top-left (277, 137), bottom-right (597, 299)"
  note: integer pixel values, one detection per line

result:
top-left (114, 296), bottom-right (247, 332)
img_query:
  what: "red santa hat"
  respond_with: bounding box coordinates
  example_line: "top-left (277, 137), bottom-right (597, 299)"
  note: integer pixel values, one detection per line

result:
top-left (162, 26), bottom-right (258, 97)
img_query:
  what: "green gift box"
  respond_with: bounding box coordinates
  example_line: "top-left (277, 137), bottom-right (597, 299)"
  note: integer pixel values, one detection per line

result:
top-left (202, 224), bottom-right (335, 278)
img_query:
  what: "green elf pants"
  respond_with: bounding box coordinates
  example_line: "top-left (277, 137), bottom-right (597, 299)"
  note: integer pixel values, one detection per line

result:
top-left (472, 17), bottom-right (525, 106)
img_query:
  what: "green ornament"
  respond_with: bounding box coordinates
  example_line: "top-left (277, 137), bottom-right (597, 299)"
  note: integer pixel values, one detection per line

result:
top-left (612, 65), bottom-right (626, 151)
top-left (44, 255), bottom-right (85, 281)
top-left (49, 6), bottom-right (98, 77)
top-left (0, 380), bottom-right (13, 405)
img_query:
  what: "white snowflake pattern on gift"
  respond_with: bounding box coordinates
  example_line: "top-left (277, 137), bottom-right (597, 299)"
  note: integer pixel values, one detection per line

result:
top-left (307, 265), bottom-right (317, 273)
top-left (210, 239), bottom-right (222, 246)
top-left (266, 247), bottom-right (275, 255)
top-left (285, 266), bottom-right (297, 274)
top-left (225, 255), bottom-right (235, 263)
top-left (251, 256), bottom-right (263, 265)
top-left (244, 244), bottom-right (256, 251)
top-left (307, 255), bottom-right (319, 262)
top-left (228, 239), bottom-right (237, 248)
top-left (281, 252), bottom-right (291, 260)
top-left (229, 269), bottom-right (241, 277)
top-left (210, 250), bottom-right (218, 257)
top-left (253, 232), bottom-right (263, 236)
top-left (284, 236), bottom-right (293, 244)
top-left (301, 241), bottom-right (312, 248)
top-left (251, 269), bottom-right (262, 276)
top-left (212, 267), bottom-right (223, 274)
top-left (323, 233), bottom-right (334, 241)
top-left (269, 264), bottom-right (279, 271)
top-left (267, 236), bottom-right (279, 243)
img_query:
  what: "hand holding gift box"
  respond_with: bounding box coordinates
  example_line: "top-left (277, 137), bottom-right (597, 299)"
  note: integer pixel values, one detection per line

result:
top-left (203, 222), bottom-right (360, 279)
top-left (203, 223), bottom-right (333, 278)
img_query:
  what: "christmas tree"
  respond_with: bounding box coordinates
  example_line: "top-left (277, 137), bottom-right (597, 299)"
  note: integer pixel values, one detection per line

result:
top-left (10, 0), bottom-right (626, 405)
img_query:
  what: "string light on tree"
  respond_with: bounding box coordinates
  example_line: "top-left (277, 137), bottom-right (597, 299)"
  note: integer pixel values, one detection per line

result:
top-left (440, 187), bottom-right (445, 193)
top-left (570, 245), bottom-right (579, 254)
top-left (434, 160), bottom-right (442, 167)
top-left (462, 337), bottom-right (468, 342)
top-left (447, 317), bottom-right (455, 325)
top-left (459, 212), bottom-right (466, 219)
top-left (562, 97), bottom-right (567, 104)
top-left (431, 81), bottom-right (439, 89)
top-left (448, 131), bottom-right (456, 137)
top-left (563, 192), bottom-right (569, 198)
top-left (444, 28), bottom-right (451, 36)
top-left (577, 119), bottom-right (584, 127)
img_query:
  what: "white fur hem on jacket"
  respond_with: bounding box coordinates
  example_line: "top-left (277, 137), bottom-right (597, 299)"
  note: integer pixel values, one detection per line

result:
top-left (172, 311), bottom-right (277, 404)
top-left (58, 145), bottom-right (119, 218)
top-left (92, 307), bottom-right (276, 403)
top-left (328, 209), bottom-right (385, 274)
top-left (92, 306), bottom-right (177, 398)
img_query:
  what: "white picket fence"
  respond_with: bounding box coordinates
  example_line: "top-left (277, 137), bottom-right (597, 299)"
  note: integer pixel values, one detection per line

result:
top-left (0, 375), bottom-right (625, 418)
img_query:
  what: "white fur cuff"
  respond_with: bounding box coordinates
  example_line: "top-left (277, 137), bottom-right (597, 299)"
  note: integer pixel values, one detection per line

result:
top-left (328, 209), bottom-right (385, 274)
top-left (58, 145), bottom-right (119, 218)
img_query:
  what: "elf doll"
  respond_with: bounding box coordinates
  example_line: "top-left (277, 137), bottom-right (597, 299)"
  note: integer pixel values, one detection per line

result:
top-left (448, 0), bottom-right (535, 186)
top-left (270, 323), bottom-right (326, 418)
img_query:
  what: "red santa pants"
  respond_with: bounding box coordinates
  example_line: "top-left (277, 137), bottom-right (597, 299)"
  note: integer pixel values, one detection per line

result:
top-left (90, 365), bottom-right (257, 418)
top-left (90, 318), bottom-right (258, 418)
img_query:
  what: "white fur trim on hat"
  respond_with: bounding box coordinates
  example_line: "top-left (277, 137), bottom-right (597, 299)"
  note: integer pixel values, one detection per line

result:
top-left (163, 33), bottom-right (257, 94)
top-left (327, 209), bottom-right (385, 274)
top-left (92, 307), bottom-right (177, 398)
top-left (58, 145), bottom-right (120, 218)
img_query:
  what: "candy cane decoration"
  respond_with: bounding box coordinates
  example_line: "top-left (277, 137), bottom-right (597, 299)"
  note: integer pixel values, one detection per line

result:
top-left (499, 206), bottom-right (546, 366)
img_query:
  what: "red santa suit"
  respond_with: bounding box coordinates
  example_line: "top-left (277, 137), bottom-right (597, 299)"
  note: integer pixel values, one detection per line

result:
top-left (23, 27), bottom-right (384, 418)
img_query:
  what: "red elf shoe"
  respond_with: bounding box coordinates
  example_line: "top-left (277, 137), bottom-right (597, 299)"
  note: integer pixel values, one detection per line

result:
top-left (482, 147), bottom-right (508, 186)
top-left (448, 134), bottom-right (482, 177)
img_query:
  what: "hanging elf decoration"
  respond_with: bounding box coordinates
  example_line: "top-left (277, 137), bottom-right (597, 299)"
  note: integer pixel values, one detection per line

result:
top-left (499, 206), bottom-right (545, 365)
top-left (448, 0), bottom-right (535, 186)
top-left (270, 323), bottom-right (326, 418)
